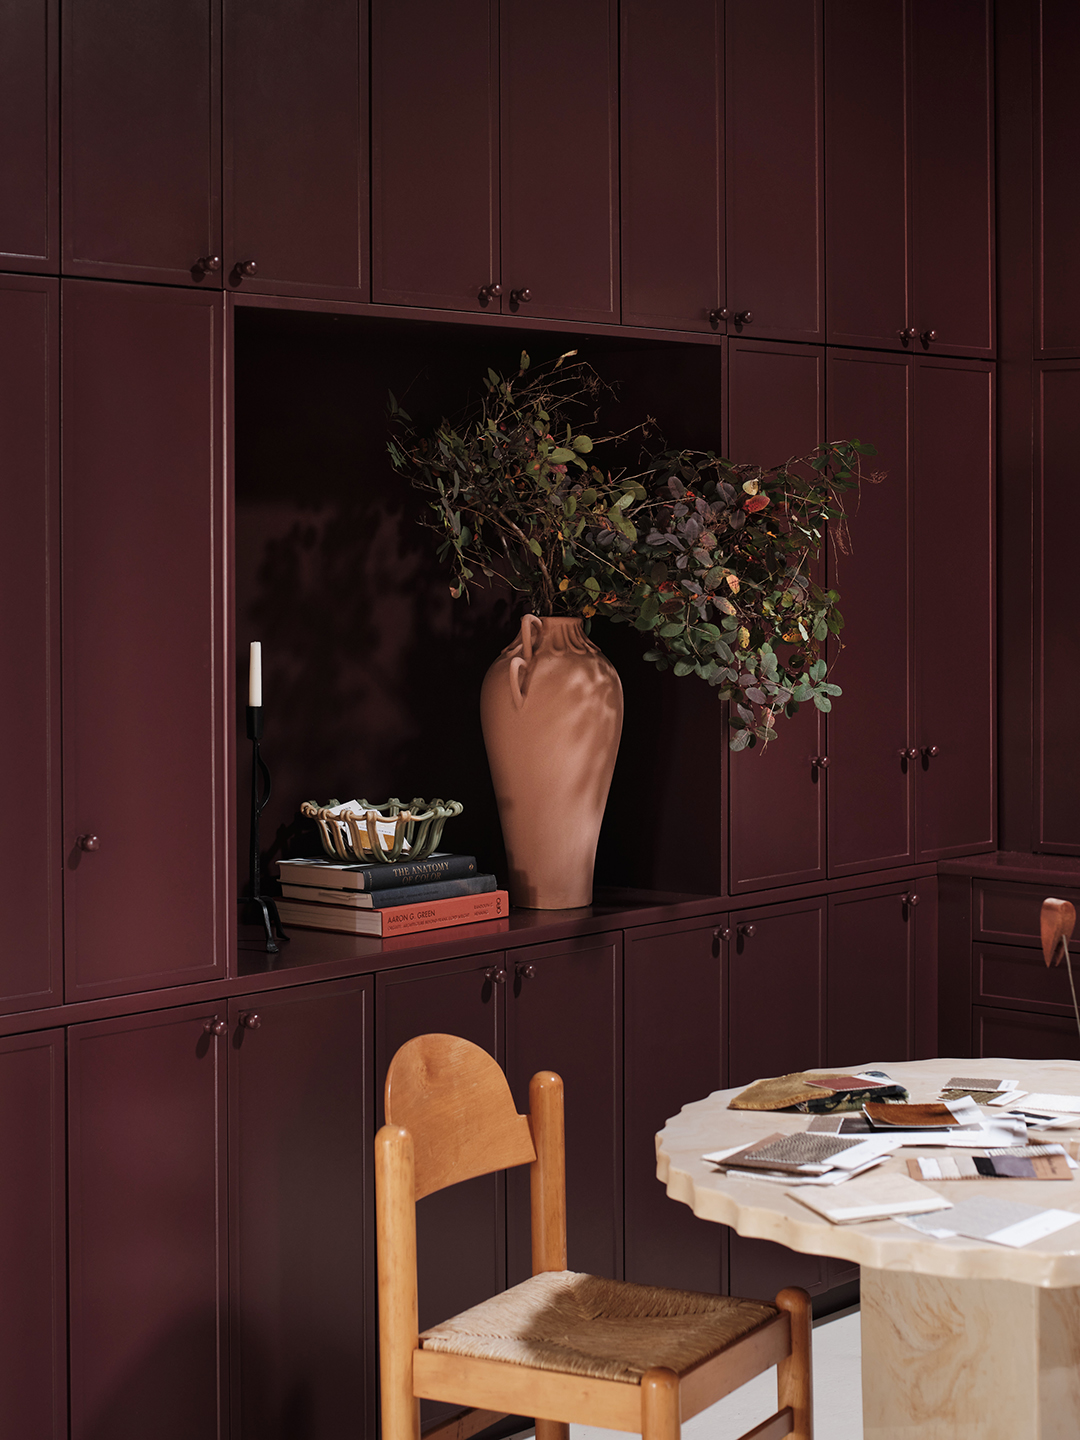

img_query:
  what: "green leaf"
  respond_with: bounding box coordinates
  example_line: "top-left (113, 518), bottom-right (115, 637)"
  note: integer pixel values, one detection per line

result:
top-left (809, 658), bottom-right (827, 682)
top-left (813, 693), bottom-right (833, 713)
top-left (674, 660), bottom-right (694, 677)
top-left (549, 447), bottom-right (576, 463)
top-left (528, 538), bottom-right (543, 557)
top-left (658, 621), bottom-right (683, 638)
top-left (519, 351), bottom-right (531, 371)
top-left (730, 728), bottom-right (753, 752)
top-left (571, 434), bottom-right (593, 454)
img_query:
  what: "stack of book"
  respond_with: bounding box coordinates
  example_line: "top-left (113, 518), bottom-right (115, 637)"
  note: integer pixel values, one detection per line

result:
top-left (274, 853), bottom-right (508, 937)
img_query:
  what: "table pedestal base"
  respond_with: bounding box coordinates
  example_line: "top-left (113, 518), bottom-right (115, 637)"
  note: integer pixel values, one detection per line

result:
top-left (861, 1267), bottom-right (1080, 1439)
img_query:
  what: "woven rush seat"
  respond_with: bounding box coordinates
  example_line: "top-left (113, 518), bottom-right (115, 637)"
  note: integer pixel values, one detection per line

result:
top-left (420, 1269), bottom-right (779, 1385)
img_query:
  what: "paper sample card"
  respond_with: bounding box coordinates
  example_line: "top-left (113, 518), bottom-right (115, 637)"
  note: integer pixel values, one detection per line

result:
top-left (791, 1171), bottom-right (953, 1224)
top-left (901, 1195), bottom-right (1080, 1247)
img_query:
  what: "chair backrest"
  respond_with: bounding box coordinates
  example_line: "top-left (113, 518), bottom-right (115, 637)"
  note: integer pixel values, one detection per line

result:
top-left (384, 1033), bottom-right (537, 1199)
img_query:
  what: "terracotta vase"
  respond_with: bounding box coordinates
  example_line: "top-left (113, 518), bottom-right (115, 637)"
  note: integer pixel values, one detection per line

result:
top-left (480, 614), bottom-right (623, 909)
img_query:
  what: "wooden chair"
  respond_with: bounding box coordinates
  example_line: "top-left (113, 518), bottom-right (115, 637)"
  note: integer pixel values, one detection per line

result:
top-left (376, 1033), bottom-right (813, 1440)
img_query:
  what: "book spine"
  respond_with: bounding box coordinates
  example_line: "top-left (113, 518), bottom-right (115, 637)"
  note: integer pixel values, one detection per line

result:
top-left (282, 876), bottom-right (496, 909)
top-left (361, 855), bottom-right (478, 890)
top-left (379, 890), bottom-right (510, 935)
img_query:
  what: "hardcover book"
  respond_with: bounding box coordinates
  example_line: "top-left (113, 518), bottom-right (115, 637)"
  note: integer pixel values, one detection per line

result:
top-left (275, 888), bottom-right (509, 936)
top-left (279, 874), bottom-right (496, 909)
top-left (275, 852), bottom-right (478, 891)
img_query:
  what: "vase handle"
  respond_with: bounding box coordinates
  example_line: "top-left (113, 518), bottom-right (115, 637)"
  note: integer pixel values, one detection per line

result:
top-left (519, 613), bottom-right (542, 662)
top-left (509, 656), bottom-right (528, 709)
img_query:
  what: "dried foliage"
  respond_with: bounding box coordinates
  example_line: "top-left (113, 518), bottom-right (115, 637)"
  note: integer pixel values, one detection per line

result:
top-left (387, 351), bottom-right (875, 748)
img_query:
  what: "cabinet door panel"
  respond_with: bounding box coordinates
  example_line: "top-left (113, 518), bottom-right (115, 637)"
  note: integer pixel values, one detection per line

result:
top-left (726, 0), bottom-right (823, 342)
top-left (371, 0), bottom-right (499, 311)
top-left (913, 359), bottom-right (994, 859)
top-left (62, 0), bottom-right (220, 285)
top-left (224, 0), bottom-right (367, 300)
top-left (974, 1005), bottom-right (1080, 1063)
top-left (1037, 1), bottom-right (1080, 355)
top-left (620, 0), bottom-right (723, 332)
top-left (729, 1234), bottom-right (828, 1304)
top-left (62, 282), bottom-right (227, 998)
top-left (0, 1030), bottom-right (65, 1440)
top-left (1037, 363), bottom-right (1080, 851)
top-left (0, 0), bottom-right (57, 269)
top-left (910, 0), bottom-right (994, 357)
top-left (624, 920), bottom-right (725, 1293)
top-left (826, 350), bottom-right (913, 875)
top-left (824, 0), bottom-right (908, 348)
top-left (728, 901), bottom-right (825, 1088)
top-left (828, 887), bottom-right (915, 1067)
top-left (505, 933), bottom-right (621, 1285)
top-left (500, 0), bottom-right (619, 323)
top-left (0, 277), bottom-right (61, 1012)
top-left (229, 979), bottom-right (372, 1440)
top-left (68, 1006), bottom-right (227, 1440)
top-left (727, 342), bottom-right (825, 892)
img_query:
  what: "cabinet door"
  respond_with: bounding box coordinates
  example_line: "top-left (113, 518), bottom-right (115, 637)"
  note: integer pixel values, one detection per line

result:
top-left (624, 919), bottom-right (725, 1294)
top-left (974, 1005), bottom-right (1080, 1063)
top-left (229, 979), bottom-right (372, 1440)
top-left (371, 0), bottom-right (499, 311)
top-left (727, 899), bottom-right (826, 1088)
top-left (909, 0), bottom-right (994, 358)
top-left (0, 0), bottom-right (57, 270)
top-left (826, 349), bottom-right (914, 876)
top-left (1036, 362), bottom-right (1080, 851)
top-left (828, 885), bottom-right (918, 1068)
top-left (1037, 1), bottom-right (1080, 356)
top-left (62, 0), bottom-right (220, 285)
top-left (726, 0), bottom-right (823, 343)
top-left (505, 932), bottom-right (621, 1285)
top-left (0, 1030), bottom-right (65, 1440)
top-left (913, 358), bottom-right (995, 859)
top-left (62, 282), bottom-right (228, 999)
top-left (500, 0), bottom-right (619, 323)
top-left (727, 341), bottom-right (826, 893)
top-left (620, 0), bottom-right (724, 332)
top-left (824, 0), bottom-right (909, 349)
top-left (0, 277), bottom-right (62, 1013)
top-left (224, 0), bottom-right (367, 301)
top-left (68, 1005), bottom-right (228, 1440)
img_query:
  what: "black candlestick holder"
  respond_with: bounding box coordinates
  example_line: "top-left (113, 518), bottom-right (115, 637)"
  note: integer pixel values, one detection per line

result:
top-left (240, 704), bottom-right (289, 954)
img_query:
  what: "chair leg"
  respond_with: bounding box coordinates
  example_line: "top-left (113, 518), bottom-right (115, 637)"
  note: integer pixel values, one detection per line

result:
top-left (775, 1287), bottom-right (813, 1440)
top-left (534, 1420), bottom-right (570, 1440)
top-left (640, 1367), bottom-right (680, 1440)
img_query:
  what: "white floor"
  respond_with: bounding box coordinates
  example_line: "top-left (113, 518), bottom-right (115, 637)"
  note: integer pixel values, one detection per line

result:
top-left (565, 1307), bottom-right (863, 1440)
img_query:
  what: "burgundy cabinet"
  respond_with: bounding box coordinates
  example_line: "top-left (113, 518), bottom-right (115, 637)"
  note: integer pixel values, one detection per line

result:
top-left (62, 282), bottom-right (228, 999)
top-left (726, 0), bottom-right (823, 343)
top-left (0, 277), bottom-right (62, 1014)
top-left (372, 0), bottom-right (618, 323)
top-left (0, 0), bottom-right (57, 271)
top-left (620, 0), bottom-right (724, 333)
top-left (826, 349), bottom-right (914, 876)
top-left (826, 0), bottom-right (994, 357)
top-left (224, 0), bottom-right (368, 301)
top-left (68, 1005), bottom-right (228, 1440)
top-left (726, 341), bottom-right (826, 893)
top-left (1036, 1), bottom-right (1080, 356)
top-left (624, 917), bottom-right (726, 1294)
top-left (974, 1006), bottom-right (1080, 1063)
top-left (0, 1030), bottom-right (65, 1440)
top-left (228, 978), bottom-right (373, 1440)
top-left (912, 357), bottom-right (995, 859)
top-left (62, 0), bottom-right (220, 286)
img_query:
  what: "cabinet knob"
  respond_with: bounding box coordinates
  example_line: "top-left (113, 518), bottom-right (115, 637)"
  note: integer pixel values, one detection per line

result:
top-left (920, 329), bottom-right (937, 344)
top-left (708, 308), bottom-right (729, 326)
top-left (733, 310), bottom-right (753, 326)
top-left (903, 892), bottom-right (920, 908)
top-left (77, 833), bottom-right (100, 852)
top-left (478, 283), bottom-right (502, 303)
top-left (922, 744), bottom-right (940, 759)
top-left (899, 327), bottom-right (918, 341)
top-left (484, 965), bottom-right (507, 985)
top-left (203, 1018), bottom-right (227, 1037)
top-left (900, 747), bottom-right (920, 760)
top-left (713, 926), bottom-right (730, 942)
top-left (811, 754), bottom-right (830, 769)
top-left (196, 254), bottom-right (221, 274)
top-left (233, 260), bottom-right (258, 280)
top-left (510, 288), bottom-right (531, 305)
top-left (239, 1011), bottom-right (261, 1029)
top-left (737, 923), bottom-right (755, 939)
top-left (516, 962), bottom-right (536, 980)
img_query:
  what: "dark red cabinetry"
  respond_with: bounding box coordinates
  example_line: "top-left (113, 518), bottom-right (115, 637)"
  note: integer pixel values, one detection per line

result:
top-left (62, 281), bottom-right (228, 999)
top-left (1036, 1), bottom-right (1080, 357)
top-left (0, 1029), bottom-right (66, 1440)
top-left (0, 0), bottom-right (57, 271)
top-left (61, 0), bottom-right (220, 286)
top-left (825, 0), bottom-right (994, 357)
top-left (0, 276), bottom-right (62, 1014)
top-left (68, 1005), bottom-right (228, 1440)
top-left (223, 0), bottom-right (368, 301)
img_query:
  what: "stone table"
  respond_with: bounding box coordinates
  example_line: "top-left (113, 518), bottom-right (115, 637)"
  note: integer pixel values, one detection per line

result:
top-left (656, 1056), bottom-right (1080, 1440)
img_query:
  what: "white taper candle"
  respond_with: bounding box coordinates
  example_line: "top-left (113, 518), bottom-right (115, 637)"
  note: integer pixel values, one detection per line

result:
top-left (248, 641), bottom-right (262, 707)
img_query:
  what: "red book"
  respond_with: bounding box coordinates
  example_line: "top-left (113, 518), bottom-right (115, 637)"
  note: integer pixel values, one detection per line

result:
top-left (275, 889), bottom-right (510, 936)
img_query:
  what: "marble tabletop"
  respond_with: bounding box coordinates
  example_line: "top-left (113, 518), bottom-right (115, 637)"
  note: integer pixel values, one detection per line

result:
top-left (656, 1056), bottom-right (1080, 1287)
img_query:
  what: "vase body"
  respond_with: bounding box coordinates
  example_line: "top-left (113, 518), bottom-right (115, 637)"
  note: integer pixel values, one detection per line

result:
top-left (480, 615), bottom-right (623, 909)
